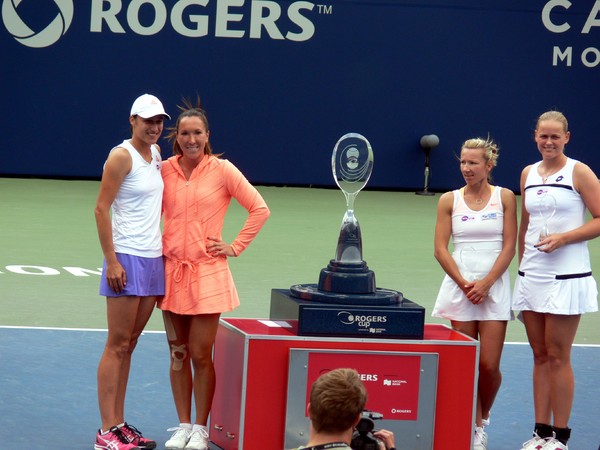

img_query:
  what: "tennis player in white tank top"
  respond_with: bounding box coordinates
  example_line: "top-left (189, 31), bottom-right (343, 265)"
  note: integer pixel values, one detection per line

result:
top-left (433, 137), bottom-right (517, 450)
top-left (513, 111), bottom-right (600, 450)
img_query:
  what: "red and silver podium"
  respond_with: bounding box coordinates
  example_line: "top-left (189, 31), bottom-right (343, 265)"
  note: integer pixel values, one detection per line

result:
top-left (210, 318), bottom-right (478, 450)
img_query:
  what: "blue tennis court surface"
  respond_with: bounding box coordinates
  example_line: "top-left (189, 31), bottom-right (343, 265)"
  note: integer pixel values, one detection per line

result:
top-left (0, 326), bottom-right (598, 450)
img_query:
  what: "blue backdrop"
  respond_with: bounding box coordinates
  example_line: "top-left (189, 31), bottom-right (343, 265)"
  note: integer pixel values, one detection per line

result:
top-left (2, 0), bottom-right (599, 192)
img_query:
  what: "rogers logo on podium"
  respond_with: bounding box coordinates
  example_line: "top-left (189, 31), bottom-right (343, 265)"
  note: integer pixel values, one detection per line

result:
top-left (2, 0), bottom-right (321, 48)
top-left (337, 311), bottom-right (388, 328)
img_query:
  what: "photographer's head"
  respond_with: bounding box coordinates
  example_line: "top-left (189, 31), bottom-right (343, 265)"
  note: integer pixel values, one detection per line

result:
top-left (308, 368), bottom-right (368, 434)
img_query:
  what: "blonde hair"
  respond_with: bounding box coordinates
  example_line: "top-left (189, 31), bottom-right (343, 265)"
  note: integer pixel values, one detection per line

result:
top-left (537, 110), bottom-right (568, 133)
top-left (462, 137), bottom-right (499, 167)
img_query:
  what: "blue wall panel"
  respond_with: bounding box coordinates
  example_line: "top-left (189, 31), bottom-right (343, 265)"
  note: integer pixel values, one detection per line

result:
top-left (2, 0), bottom-right (599, 192)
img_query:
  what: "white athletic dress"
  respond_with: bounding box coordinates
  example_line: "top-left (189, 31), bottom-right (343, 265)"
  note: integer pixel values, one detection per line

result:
top-left (432, 186), bottom-right (513, 321)
top-left (512, 158), bottom-right (598, 315)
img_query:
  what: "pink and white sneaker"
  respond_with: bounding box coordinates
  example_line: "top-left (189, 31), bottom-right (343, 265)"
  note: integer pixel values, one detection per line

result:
top-left (120, 423), bottom-right (156, 449)
top-left (94, 426), bottom-right (139, 450)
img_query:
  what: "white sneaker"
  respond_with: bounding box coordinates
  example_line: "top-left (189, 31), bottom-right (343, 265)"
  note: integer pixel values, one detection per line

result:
top-left (473, 426), bottom-right (487, 450)
top-left (541, 438), bottom-right (568, 450)
top-left (184, 427), bottom-right (209, 450)
top-left (521, 433), bottom-right (551, 450)
top-left (165, 426), bottom-right (191, 450)
top-left (482, 413), bottom-right (491, 428)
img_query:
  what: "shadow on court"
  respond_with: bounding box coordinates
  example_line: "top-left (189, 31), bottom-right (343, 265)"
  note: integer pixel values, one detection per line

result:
top-left (0, 327), bottom-right (598, 450)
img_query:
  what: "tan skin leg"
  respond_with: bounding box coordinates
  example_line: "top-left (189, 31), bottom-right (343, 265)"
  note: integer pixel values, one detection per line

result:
top-left (97, 295), bottom-right (157, 431)
top-left (163, 311), bottom-right (221, 425)
top-left (451, 320), bottom-right (507, 428)
top-left (522, 311), bottom-right (580, 428)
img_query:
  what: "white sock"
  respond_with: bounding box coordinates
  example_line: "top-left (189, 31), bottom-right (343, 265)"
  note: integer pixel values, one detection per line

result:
top-left (180, 423), bottom-right (192, 430)
top-left (192, 424), bottom-right (207, 432)
top-left (101, 423), bottom-right (123, 435)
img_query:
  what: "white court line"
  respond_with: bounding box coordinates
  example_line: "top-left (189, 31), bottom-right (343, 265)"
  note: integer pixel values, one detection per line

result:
top-left (1, 325), bottom-right (599, 347)
top-left (0, 325), bottom-right (165, 334)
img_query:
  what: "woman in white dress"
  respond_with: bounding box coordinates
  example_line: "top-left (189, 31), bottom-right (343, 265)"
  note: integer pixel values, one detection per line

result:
top-left (514, 111), bottom-right (600, 450)
top-left (433, 137), bottom-right (517, 450)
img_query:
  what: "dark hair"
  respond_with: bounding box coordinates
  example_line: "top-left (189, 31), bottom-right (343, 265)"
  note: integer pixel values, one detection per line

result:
top-left (166, 96), bottom-right (218, 157)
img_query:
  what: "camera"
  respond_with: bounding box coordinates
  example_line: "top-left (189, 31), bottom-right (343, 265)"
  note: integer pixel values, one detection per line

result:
top-left (350, 410), bottom-right (383, 450)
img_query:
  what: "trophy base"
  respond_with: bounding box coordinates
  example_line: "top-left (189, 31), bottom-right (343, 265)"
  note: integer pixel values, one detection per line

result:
top-left (290, 283), bottom-right (401, 305)
top-left (270, 288), bottom-right (425, 339)
top-left (318, 260), bottom-right (376, 294)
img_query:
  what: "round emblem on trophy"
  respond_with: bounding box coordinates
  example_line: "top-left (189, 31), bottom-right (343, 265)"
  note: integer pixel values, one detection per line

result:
top-left (333, 133), bottom-right (374, 196)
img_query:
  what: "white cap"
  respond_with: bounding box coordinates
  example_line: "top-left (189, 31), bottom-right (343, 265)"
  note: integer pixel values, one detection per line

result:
top-left (130, 94), bottom-right (170, 119)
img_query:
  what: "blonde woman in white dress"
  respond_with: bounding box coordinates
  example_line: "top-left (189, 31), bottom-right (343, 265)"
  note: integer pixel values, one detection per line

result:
top-left (433, 137), bottom-right (517, 450)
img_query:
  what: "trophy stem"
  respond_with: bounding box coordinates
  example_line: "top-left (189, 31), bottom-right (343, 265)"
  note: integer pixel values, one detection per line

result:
top-left (345, 191), bottom-right (356, 212)
top-left (335, 208), bottom-right (363, 262)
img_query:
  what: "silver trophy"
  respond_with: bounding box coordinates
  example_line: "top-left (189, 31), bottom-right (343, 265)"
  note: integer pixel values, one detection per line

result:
top-left (332, 133), bottom-right (374, 262)
top-left (288, 133), bottom-right (401, 305)
top-left (538, 193), bottom-right (557, 240)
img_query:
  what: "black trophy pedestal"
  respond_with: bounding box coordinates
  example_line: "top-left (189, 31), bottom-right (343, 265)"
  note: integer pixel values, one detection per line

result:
top-left (294, 259), bottom-right (400, 305)
top-left (318, 260), bottom-right (376, 295)
top-left (269, 288), bottom-right (425, 339)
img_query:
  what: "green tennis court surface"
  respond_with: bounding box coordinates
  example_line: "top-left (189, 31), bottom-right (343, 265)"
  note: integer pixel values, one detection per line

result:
top-left (1, 177), bottom-right (598, 344)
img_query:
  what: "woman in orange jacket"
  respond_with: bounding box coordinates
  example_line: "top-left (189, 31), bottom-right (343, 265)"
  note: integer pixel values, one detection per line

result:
top-left (158, 99), bottom-right (270, 450)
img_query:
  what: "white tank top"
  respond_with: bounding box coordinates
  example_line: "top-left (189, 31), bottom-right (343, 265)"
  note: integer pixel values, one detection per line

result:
top-left (110, 139), bottom-right (163, 257)
top-left (520, 157), bottom-right (591, 276)
top-left (451, 185), bottom-right (504, 252)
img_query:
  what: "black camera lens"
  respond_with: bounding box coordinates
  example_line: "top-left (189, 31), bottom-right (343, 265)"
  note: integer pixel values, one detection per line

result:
top-left (355, 417), bottom-right (375, 433)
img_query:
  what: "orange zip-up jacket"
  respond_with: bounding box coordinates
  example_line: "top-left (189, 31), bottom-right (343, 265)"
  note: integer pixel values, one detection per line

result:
top-left (158, 155), bottom-right (270, 315)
